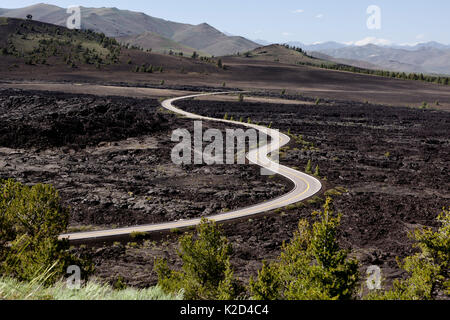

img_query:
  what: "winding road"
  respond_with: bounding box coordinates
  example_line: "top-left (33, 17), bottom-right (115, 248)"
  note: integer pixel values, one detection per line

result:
top-left (59, 92), bottom-right (322, 242)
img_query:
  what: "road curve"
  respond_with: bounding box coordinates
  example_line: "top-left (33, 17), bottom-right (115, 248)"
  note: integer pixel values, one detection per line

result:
top-left (60, 92), bottom-right (322, 242)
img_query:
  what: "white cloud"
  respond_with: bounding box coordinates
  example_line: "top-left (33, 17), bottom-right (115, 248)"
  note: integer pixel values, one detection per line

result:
top-left (346, 37), bottom-right (393, 46)
top-left (416, 33), bottom-right (426, 40)
top-left (293, 9), bottom-right (304, 13)
top-left (399, 42), bottom-right (421, 47)
top-left (316, 14), bottom-right (324, 18)
top-left (282, 32), bottom-right (293, 37)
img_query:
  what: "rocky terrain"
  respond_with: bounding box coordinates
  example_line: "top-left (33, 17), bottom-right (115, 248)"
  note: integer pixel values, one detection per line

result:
top-left (1, 87), bottom-right (448, 294)
top-left (0, 89), bottom-right (287, 230)
top-left (85, 94), bottom-right (449, 290)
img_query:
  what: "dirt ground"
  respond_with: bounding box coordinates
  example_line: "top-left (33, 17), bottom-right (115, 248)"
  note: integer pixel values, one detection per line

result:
top-left (2, 53), bottom-right (450, 111)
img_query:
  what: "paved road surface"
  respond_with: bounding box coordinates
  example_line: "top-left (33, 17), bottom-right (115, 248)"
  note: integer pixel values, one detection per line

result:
top-left (59, 92), bottom-right (322, 242)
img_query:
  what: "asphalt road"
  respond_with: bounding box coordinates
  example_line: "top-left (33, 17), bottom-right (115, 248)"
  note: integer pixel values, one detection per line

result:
top-left (59, 92), bottom-right (322, 242)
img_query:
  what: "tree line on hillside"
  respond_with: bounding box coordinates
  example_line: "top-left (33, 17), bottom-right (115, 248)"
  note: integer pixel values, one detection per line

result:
top-left (279, 44), bottom-right (450, 86)
top-left (0, 20), bottom-right (123, 68)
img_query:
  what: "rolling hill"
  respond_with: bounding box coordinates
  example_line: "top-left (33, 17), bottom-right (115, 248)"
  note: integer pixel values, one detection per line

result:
top-left (240, 44), bottom-right (335, 66)
top-left (0, 3), bottom-right (259, 56)
top-left (0, 17), bottom-right (222, 77)
top-left (117, 32), bottom-right (203, 56)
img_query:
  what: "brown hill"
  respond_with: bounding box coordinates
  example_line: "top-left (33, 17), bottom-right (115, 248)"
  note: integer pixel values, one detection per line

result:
top-left (0, 18), bottom-right (222, 77)
top-left (241, 44), bottom-right (334, 66)
top-left (117, 32), bottom-right (203, 56)
top-left (0, 4), bottom-right (259, 56)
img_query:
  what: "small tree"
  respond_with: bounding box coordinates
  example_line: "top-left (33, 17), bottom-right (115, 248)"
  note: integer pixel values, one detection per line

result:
top-left (305, 160), bottom-right (313, 174)
top-left (191, 51), bottom-right (199, 59)
top-left (314, 165), bottom-right (320, 178)
top-left (238, 93), bottom-right (244, 102)
top-left (250, 198), bottom-right (359, 300)
top-left (367, 208), bottom-right (450, 300)
top-left (0, 179), bottom-right (91, 284)
top-left (26, 14), bottom-right (33, 20)
top-left (155, 218), bottom-right (242, 300)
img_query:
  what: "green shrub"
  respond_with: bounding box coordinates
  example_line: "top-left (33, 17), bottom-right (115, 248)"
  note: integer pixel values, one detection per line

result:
top-left (130, 231), bottom-right (147, 240)
top-left (305, 160), bottom-right (313, 174)
top-left (420, 102), bottom-right (429, 109)
top-left (314, 165), bottom-right (320, 178)
top-left (0, 179), bottom-right (91, 285)
top-left (113, 275), bottom-right (127, 290)
top-left (155, 218), bottom-right (242, 300)
top-left (367, 208), bottom-right (450, 300)
top-left (249, 198), bottom-right (359, 300)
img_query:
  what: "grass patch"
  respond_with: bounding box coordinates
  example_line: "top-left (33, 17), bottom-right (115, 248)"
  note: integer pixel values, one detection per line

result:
top-left (66, 225), bottom-right (99, 233)
top-left (324, 187), bottom-right (348, 197)
top-left (0, 277), bottom-right (182, 300)
top-left (130, 231), bottom-right (148, 240)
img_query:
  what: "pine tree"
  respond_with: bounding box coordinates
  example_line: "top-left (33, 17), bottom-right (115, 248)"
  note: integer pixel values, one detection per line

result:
top-left (305, 160), bottom-right (312, 174)
top-left (250, 198), bottom-right (359, 300)
top-left (155, 218), bottom-right (242, 300)
top-left (314, 165), bottom-right (320, 178)
top-left (367, 208), bottom-right (450, 300)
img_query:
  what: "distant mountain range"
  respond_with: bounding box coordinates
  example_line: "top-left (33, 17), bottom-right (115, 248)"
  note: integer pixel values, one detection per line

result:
top-left (286, 41), bottom-right (450, 75)
top-left (0, 3), bottom-right (259, 56)
top-left (287, 40), bottom-right (450, 52)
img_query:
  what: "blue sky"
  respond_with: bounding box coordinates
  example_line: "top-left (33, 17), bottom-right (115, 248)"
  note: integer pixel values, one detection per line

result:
top-left (1, 1), bottom-right (449, 45)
